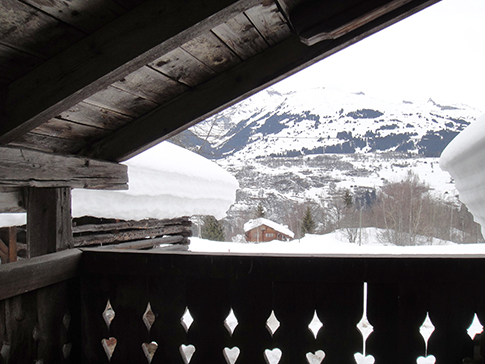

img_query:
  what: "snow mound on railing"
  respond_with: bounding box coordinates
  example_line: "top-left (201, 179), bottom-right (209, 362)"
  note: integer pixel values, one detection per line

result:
top-left (72, 142), bottom-right (238, 220)
top-left (440, 113), bottom-right (485, 233)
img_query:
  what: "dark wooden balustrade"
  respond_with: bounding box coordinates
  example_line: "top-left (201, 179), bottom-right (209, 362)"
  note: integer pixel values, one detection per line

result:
top-left (2, 250), bottom-right (485, 364)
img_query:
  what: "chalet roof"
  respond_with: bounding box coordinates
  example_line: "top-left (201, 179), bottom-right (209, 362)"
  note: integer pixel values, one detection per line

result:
top-left (244, 218), bottom-right (295, 238)
top-left (0, 0), bottom-right (440, 211)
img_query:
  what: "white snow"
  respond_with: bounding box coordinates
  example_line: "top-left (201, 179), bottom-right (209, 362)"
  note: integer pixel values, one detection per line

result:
top-left (0, 142), bottom-right (239, 227)
top-left (243, 218), bottom-right (295, 238)
top-left (189, 227), bottom-right (485, 255)
top-left (440, 114), bottom-right (485, 232)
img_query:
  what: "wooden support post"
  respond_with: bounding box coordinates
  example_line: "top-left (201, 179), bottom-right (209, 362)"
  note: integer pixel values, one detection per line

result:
top-left (0, 227), bottom-right (17, 263)
top-left (26, 187), bottom-right (72, 258)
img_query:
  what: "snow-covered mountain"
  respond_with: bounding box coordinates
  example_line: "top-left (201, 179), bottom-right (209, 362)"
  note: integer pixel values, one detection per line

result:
top-left (173, 86), bottom-right (482, 239)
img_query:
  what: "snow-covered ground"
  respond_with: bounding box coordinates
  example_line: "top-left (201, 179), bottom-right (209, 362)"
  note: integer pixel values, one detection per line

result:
top-left (189, 227), bottom-right (485, 255)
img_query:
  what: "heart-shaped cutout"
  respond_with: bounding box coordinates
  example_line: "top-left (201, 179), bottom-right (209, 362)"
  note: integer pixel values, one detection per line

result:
top-left (180, 344), bottom-right (196, 364)
top-left (223, 347), bottom-right (240, 364)
top-left (417, 355), bottom-right (436, 364)
top-left (101, 337), bottom-right (117, 360)
top-left (142, 341), bottom-right (158, 363)
top-left (306, 350), bottom-right (325, 364)
top-left (62, 343), bottom-right (72, 359)
top-left (264, 348), bottom-right (282, 364)
top-left (354, 352), bottom-right (375, 364)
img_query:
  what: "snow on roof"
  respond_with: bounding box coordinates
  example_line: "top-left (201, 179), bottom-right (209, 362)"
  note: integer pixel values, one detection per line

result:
top-left (440, 113), bottom-right (485, 233)
top-left (244, 218), bottom-right (294, 238)
top-left (0, 142), bottom-right (239, 227)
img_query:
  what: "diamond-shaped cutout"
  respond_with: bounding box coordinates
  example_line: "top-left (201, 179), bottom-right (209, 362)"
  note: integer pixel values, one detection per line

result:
top-left (102, 337), bottom-right (117, 360)
top-left (420, 313), bottom-right (435, 347)
top-left (143, 302), bottom-right (156, 332)
top-left (142, 341), bottom-right (158, 363)
top-left (357, 314), bottom-right (373, 343)
top-left (308, 310), bottom-right (323, 339)
top-left (181, 308), bottom-right (194, 332)
top-left (103, 300), bottom-right (115, 329)
top-left (266, 311), bottom-right (280, 337)
top-left (468, 313), bottom-right (483, 340)
top-left (224, 309), bottom-right (238, 336)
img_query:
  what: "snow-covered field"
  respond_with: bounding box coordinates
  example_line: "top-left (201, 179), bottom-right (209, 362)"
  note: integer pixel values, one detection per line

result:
top-left (189, 227), bottom-right (485, 256)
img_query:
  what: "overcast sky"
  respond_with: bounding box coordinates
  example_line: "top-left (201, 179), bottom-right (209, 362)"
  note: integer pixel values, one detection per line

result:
top-left (275, 0), bottom-right (485, 112)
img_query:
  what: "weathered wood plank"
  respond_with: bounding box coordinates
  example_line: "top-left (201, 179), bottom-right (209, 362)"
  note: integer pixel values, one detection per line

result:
top-left (0, 248), bottom-right (81, 301)
top-left (245, 2), bottom-right (292, 46)
top-left (0, 0), bottom-right (84, 59)
top-left (0, 43), bottom-right (43, 82)
top-left (149, 47), bottom-right (215, 87)
top-left (21, 0), bottom-right (127, 33)
top-left (96, 235), bottom-right (187, 250)
top-left (0, 146), bottom-right (128, 190)
top-left (73, 217), bottom-right (191, 234)
top-left (290, 0), bottom-right (415, 45)
top-left (58, 102), bottom-right (134, 131)
top-left (181, 32), bottom-right (240, 73)
top-left (82, 0), bottom-right (439, 161)
top-left (0, 189), bottom-right (25, 213)
top-left (212, 12), bottom-right (269, 60)
top-left (31, 118), bottom-right (110, 142)
top-left (112, 66), bottom-right (188, 105)
top-left (27, 187), bottom-right (72, 257)
top-left (0, 226), bottom-right (17, 263)
top-left (0, 0), bottom-right (263, 144)
top-left (73, 225), bottom-right (192, 247)
top-left (8, 132), bottom-right (86, 155)
top-left (83, 86), bottom-right (159, 117)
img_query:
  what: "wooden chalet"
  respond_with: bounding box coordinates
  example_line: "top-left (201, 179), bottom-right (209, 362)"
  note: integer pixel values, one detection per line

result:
top-left (245, 218), bottom-right (294, 242)
top-left (2, 0), bottom-right (484, 363)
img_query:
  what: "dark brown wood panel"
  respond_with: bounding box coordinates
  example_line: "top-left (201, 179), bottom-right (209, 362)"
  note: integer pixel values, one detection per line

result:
top-left (31, 118), bottom-right (110, 142)
top-left (181, 32), bottom-right (240, 73)
top-left (0, 146), bottom-right (128, 190)
top-left (0, 43), bottom-right (43, 82)
top-left (212, 13), bottom-right (269, 60)
top-left (21, 0), bottom-right (127, 33)
top-left (0, 0), bottom-right (84, 58)
top-left (0, 0), bottom-right (262, 144)
top-left (245, 2), bottom-right (292, 46)
top-left (112, 66), bottom-right (188, 105)
top-left (149, 48), bottom-right (216, 88)
top-left (83, 86), bottom-right (159, 118)
top-left (58, 102), bottom-right (134, 131)
top-left (9, 132), bottom-right (86, 154)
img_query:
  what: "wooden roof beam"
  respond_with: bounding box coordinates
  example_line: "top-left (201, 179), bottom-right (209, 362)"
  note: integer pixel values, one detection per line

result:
top-left (0, 0), bottom-right (263, 145)
top-left (0, 147), bottom-right (127, 189)
top-left (81, 0), bottom-right (439, 162)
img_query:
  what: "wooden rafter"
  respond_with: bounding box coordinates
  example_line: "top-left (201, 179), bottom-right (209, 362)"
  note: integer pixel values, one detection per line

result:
top-left (81, 0), bottom-right (438, 162)
top-left (0, 146), bottom-right (127, 189)
top-left (0, 0), bottom-right (262, 145)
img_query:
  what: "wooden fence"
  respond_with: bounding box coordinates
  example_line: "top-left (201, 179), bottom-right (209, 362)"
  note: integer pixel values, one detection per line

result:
top-left (2, 250), bottom-right (485, 363)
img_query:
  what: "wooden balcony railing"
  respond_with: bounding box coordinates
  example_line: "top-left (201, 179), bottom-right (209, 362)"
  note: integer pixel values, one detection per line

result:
top-left (2, 249), bottom-right (485, 364)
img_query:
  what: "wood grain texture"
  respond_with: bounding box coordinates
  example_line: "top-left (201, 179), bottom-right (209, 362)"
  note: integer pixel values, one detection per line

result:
top-left (0, 0), bottom-right (84, 58)
top-left (31, 118), bottom-right (110, 141)
top-left (0, 248), bottom-right (81, 300)
top-left (0, 0), bottom-right (262, 144)
top-left (21, 0), bottom-right (127, 33)
top-left (26, 187), bottom-right (72, 257)
top-left (149, 47), bottom-right (215, 87)
top-left (8, 132), bottom-right (87, 154)
top-left (245, 2), bottom-right (292, 46)
top-left (181, 32), bottom-right (240, 73)
top-left (212, 12), bottom-right (269, 60)
top-left (0, 43), bottom-right (43, 82)
top-left (0, 146), bottom-right (128, 190)
top-left (0, 189), bottom-right (25, 213)
top-left (58, 102), bottom-right (134, 131)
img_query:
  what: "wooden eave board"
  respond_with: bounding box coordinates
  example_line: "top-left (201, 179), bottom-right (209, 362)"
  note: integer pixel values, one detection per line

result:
top-left (3, 0), bottom-right (291, 157)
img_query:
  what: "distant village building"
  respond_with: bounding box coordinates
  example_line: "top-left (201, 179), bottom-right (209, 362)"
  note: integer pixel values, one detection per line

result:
top-left (244, 218), bottom-right (294, 242)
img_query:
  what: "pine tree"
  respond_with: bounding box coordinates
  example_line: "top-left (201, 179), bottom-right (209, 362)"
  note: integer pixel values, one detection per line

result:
top-left (301, 206), bottom-right (316, 236)
top-left (201, 215), bottom-right (225, 241)
top-left (343, 189), bottom-right (353, 208)
top-left (255, 202), bottom-right (265, 218)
